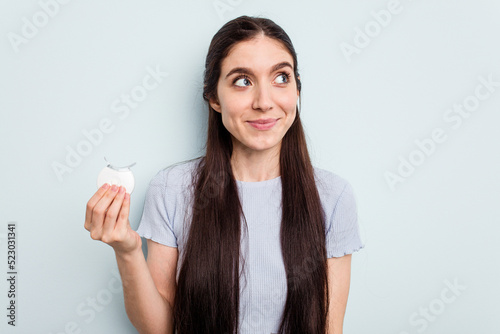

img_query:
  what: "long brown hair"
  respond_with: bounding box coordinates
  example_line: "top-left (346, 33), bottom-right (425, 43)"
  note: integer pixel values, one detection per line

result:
top-left (173, 16), bottom-right (329, 333)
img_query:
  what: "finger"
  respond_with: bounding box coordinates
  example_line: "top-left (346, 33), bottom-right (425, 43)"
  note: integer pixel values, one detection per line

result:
top-left (90, 184), bottom-right (120, 237)
top-left (85, 183), bottom-right (110, 230)
top-left (115, 191), bottom-right (131, 233)
top-left (101, 186), bottom-right (126, 240)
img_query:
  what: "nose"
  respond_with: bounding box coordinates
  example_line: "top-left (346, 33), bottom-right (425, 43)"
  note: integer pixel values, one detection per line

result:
top-left (252, 84), bottom-right (273, 111)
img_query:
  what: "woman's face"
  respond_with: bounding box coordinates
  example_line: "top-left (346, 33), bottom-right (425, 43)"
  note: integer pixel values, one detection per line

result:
top-left (210, 35), bottom-right (299, 155)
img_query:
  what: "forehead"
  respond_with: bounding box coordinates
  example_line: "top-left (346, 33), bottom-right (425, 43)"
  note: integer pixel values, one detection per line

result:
top-left (220, 35), bottom-right (294, 73)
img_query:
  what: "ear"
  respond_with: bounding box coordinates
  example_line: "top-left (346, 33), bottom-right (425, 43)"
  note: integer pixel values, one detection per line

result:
top-left (296, 75), bottom-right (301, 97)
top-left (209, 97), bottom-right (221, 113)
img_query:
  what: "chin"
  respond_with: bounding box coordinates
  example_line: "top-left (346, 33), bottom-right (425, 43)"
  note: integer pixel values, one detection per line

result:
top-left (249, 140), bottom-right (281, 152)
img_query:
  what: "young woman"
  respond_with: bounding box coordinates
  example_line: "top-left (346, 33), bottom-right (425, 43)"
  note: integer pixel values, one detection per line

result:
top-left (84, 15), bottom-right (364, 334)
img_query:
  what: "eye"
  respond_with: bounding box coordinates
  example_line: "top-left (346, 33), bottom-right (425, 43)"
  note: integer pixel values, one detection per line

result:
top-left (275, 73), bottom-right (290, 84)
top-left (234, 76), bottom-right (251, 87)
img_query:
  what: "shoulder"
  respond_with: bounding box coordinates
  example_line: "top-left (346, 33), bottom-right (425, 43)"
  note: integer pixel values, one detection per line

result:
top-left (149, 156), bottom-right (203, 192)
top-left (312, 165), bottom-right (354, 200)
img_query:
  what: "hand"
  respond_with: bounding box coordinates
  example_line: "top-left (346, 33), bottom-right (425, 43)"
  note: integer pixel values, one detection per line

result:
top-left (84, 184), bottom-right (142, 255)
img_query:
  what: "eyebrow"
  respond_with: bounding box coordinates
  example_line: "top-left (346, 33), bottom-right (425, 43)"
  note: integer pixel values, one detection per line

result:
top-left (224, 61), bottom-right (293, 79)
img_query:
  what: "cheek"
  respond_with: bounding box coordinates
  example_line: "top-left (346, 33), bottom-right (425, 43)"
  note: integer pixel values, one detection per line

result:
top-left (219, 93), bottom-right (251, 118)
top-left (218, 96), bottom-right (245, 128)
top-left (276, 92), bottom-right (298, 113)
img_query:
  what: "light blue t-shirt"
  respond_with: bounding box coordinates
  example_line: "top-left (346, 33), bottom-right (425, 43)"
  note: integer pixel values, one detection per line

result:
top-left (136, 157), bottom-right (364, 333)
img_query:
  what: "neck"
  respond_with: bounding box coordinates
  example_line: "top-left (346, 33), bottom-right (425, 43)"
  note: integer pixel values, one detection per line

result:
top-left (230, 145), bottom-right (281, 182)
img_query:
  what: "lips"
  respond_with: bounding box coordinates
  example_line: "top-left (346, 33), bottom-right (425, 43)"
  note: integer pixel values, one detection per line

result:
top-left (247, 118), bottom-right (278, 130)
top-left (247, 118), bottom-right (278, 124)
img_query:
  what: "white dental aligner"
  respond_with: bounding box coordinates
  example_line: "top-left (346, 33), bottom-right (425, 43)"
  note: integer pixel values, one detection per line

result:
top-left (97, 157), bottom-right (136, 194)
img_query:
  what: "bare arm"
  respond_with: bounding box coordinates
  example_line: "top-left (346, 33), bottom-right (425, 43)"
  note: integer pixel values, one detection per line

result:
top-left (326, 254), bottom-right (352, 334)
top-left (115, 246), bottom-right (176, 334)
top-left (84, 184), bottom-right (177, 334)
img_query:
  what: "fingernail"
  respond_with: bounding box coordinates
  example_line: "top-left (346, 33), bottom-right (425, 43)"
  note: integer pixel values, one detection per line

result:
top-left (124, 193), bottom-right (130, 201)
top-left (119, 186), bottom-right (125, 194)
top-left (111, 185), bottom-right (118, 192)
top-left (102, 183), bottom-right (110, 189)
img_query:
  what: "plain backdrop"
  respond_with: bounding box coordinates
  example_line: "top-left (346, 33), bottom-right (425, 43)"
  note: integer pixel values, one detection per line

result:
top-left (1, 0), bottom-right (499, 333)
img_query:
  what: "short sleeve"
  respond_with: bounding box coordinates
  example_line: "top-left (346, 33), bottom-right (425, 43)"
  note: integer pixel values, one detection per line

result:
top-left (135, 170), bottom-right (178, 247)
top-left (326, 181), bottom-right (364, 258)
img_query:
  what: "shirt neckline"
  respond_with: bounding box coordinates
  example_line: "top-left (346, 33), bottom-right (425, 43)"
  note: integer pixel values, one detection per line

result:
top-left (235, 175), bottom-right (281, 188)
